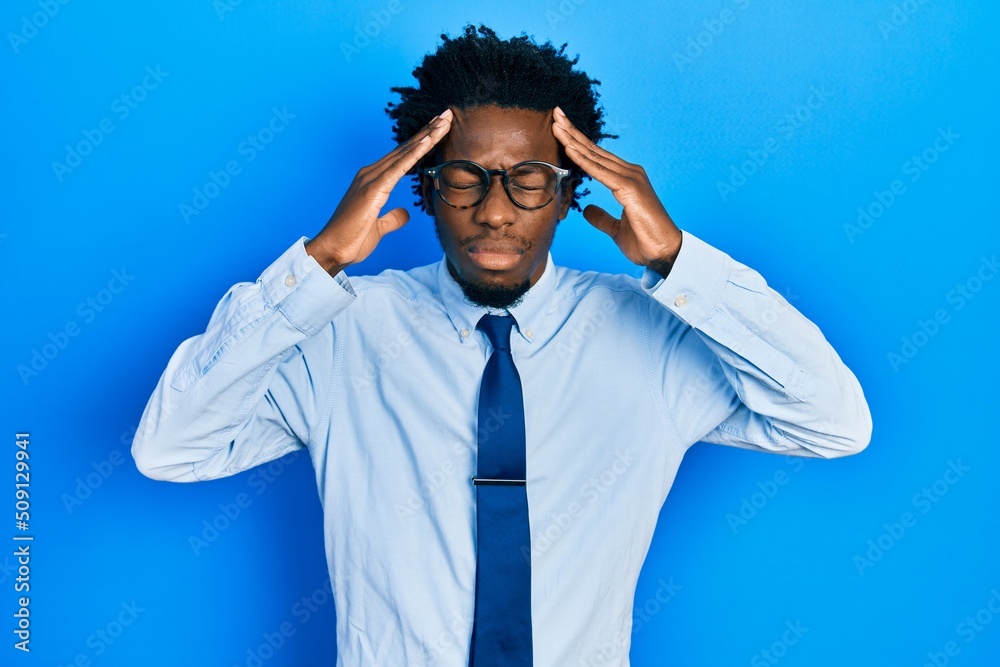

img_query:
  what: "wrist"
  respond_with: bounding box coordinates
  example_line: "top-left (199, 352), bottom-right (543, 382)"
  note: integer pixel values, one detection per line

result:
top-left (304, 238), bottom-right (348, 276)
top-left (646, 231), bottom-right (683, 278)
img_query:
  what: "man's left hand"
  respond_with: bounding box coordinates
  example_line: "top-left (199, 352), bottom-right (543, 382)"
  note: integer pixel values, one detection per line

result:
top-left (551, 106), bottom-right (683, 276)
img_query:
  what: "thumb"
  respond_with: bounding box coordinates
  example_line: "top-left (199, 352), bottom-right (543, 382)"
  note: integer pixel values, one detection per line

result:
top-left (582, 204), bottom-right (620, 239)
top-left (376, 207), bottom-right (410, 238)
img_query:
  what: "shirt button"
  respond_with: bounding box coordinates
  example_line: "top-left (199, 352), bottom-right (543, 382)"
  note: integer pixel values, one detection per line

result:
top-left (460, 328), bottom-right (470, 339)
top-left (674, 295), bottom-right (688, 308)
top-left (524, 328), bottom-right (534, 339)
top-left (284, 275), bottom-right (297, 287)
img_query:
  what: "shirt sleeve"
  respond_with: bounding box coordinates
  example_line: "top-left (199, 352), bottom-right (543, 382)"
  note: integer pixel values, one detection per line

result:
top-left (131, 237), bottom-right (357, 482)
top-left (642, 230), bottom-right (873, 458)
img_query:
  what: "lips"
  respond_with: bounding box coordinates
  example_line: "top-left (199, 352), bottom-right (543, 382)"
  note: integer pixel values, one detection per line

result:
top-left (467, 241), bottom-right (524, 271)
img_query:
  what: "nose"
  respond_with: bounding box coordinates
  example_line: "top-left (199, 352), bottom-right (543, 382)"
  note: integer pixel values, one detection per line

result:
top-left (472, 173), bottom-right (517, 229)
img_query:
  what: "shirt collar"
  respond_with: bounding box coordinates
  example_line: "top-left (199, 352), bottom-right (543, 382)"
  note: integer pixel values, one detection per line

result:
top-left (436, 252), bottom-right (558, 346)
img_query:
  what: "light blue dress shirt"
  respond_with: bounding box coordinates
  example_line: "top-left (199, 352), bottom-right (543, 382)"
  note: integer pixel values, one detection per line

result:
top-left (132, 230), bottom-right (871, 666)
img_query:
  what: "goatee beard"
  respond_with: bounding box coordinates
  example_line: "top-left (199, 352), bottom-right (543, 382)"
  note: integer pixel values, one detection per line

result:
top-left (445, 258), bottom-right (531, 309)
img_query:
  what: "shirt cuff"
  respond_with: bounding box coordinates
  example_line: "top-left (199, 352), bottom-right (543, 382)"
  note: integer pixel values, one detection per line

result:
top-left (259, 236), bottom-right (357, 336)
top-left (642, 230), bottom-right (732, 328)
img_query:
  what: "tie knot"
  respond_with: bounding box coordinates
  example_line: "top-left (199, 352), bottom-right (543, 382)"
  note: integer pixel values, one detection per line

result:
top-left (476, 314), bottom-right (514, 351)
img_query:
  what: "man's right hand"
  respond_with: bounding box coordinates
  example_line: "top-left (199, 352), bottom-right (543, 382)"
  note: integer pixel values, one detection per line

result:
top-left (305, 108), bottom-right (454, 275)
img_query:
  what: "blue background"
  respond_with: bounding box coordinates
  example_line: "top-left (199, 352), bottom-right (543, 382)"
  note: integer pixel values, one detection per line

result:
top-left (3, 1), bottom-right (998, 665)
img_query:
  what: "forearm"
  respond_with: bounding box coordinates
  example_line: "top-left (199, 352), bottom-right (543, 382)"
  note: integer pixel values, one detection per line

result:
top-left (648, 231), bottom-right (872, 458)
top-left (132, 237), bottom-right (356, 481)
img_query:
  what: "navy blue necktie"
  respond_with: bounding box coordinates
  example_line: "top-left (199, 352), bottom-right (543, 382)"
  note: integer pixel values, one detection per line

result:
top-left (469, 314), bottom-right (533, 666)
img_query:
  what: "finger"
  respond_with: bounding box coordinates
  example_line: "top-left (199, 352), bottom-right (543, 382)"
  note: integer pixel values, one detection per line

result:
top-left (582, 204), bottom-right (621, 239)
top-left (553, 107), bottom-right (630, 170)
top-left (368, 109), bottom-right (453, 175)
top-left (376, 207), bottom-right (410, 237)
top-left (380, 113), bottom-right (453, 186)
top-left (559, 136), bottom-right (634, 194)
top-left (551, 122), bottom-right (635, 193)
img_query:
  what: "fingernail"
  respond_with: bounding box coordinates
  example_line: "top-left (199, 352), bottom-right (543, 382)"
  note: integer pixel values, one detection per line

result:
top-left (440, 108), bottom-right (453, 118)
top-left (554, 106), bottom-right (566, 117)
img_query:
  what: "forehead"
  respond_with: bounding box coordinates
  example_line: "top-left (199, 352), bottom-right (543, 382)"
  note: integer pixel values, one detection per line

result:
top-left (437, 105), bottom-right (559, 166)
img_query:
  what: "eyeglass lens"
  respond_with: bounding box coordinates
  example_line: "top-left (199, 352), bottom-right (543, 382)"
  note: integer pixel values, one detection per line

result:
top-left (436, 162), bottom-right (558, 209)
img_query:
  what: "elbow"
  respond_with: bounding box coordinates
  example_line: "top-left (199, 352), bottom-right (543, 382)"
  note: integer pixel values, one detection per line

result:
top-left (819, 388), bottom-right (873, 459)
top-left (131, 426), bottom-right (197, 482)
top-left (131, 431), bottom-right (171, 481)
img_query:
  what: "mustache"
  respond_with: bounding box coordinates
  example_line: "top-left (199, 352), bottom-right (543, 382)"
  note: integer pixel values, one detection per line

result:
top-left (458, 232), bottom-right (534, 250)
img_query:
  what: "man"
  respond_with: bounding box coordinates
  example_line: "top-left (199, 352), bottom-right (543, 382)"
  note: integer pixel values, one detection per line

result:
top-left (133, 24), bottom-right (871, 666)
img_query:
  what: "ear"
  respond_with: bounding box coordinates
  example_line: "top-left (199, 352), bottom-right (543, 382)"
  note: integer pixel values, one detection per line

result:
top-left (556, 173), bottom-right (577, 221)
top-left (419, 174), bottom-right (436, 216)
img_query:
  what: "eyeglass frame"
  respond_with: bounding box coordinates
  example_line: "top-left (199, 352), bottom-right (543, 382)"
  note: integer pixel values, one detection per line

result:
top-left (419, 159), bottom-right (574, 211)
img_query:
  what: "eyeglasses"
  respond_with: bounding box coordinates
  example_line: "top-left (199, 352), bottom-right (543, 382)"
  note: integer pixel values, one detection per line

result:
top-left (419, 160), bottom-right (573, 210)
